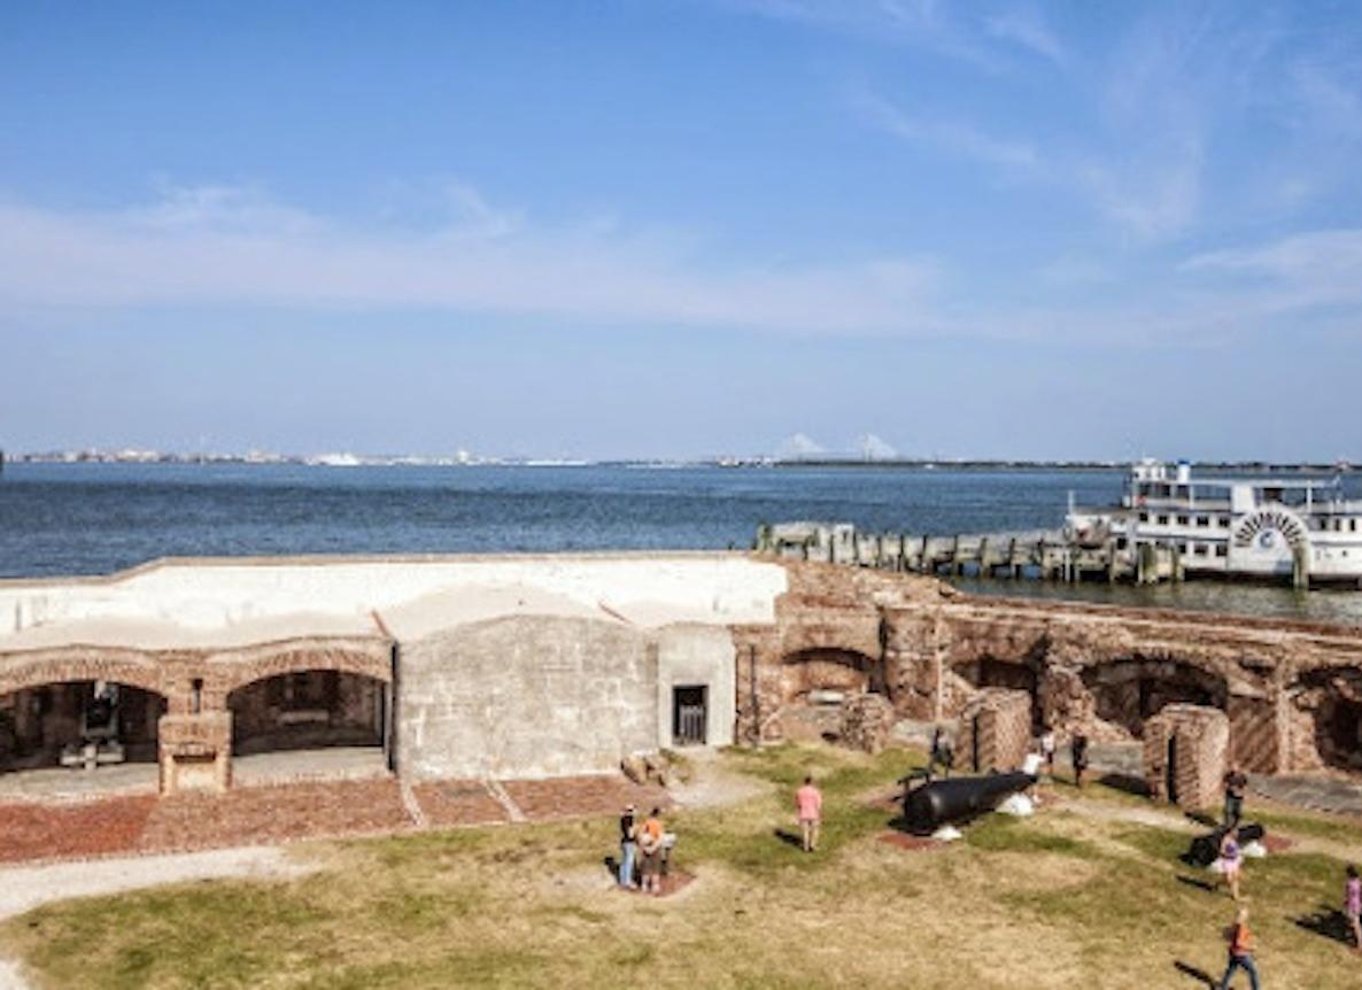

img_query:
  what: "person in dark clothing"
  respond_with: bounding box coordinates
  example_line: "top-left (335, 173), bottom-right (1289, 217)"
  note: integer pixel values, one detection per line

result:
top-left (929, 726), bottom-right (954, 780)
top-left (1071, 733), bottom-right (1090, 788)
top-left (1223, 765), bottom-right (1248, 828)
top-left (617, 804), bottom-right (638, 889)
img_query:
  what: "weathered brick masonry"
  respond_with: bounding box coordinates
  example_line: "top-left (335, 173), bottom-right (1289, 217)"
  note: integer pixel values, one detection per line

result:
top-left (748, 561), bottom-right (1362, 775)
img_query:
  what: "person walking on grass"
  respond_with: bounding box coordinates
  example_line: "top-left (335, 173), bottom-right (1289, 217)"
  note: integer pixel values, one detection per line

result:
top-left (1218, 904), bottom-right (1261, 990)
top-left (795, 775), bottom-right (823, 853)
top-left (617, 804), bottom-right (638, 889)
top-left (1345, 864), bottom-right (1362, 952)
top-left (1217, 828), bottom-right (1244, 902)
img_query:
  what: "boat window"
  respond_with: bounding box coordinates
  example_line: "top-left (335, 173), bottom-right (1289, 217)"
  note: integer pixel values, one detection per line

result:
top-left (1177, 542), bottom-right (1188, 554)
top-left (1215, 545), bottom-right (1228, 558)
top-left (1352, 519), bottom-right (1357, 532)
top-left (1157, 515), bottom-right (1169, 526)
top-left (1116, 538), bottom-right (1128, 550)
top-left (1218, 516), bottom-right (1230, 528)
top-left (1138, 512), bottom-right (1149, 523)
top-left (1196, 515), bottom-right (1209, 527)
top-left (1176, 515), bottom-right (1189, 526)
top-left (1193, 544), bottom-right (1208, 556)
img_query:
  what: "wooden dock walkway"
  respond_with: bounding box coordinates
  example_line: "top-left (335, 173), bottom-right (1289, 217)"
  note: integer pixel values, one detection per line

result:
top-left (755, 522), bottom-right (1183, 584)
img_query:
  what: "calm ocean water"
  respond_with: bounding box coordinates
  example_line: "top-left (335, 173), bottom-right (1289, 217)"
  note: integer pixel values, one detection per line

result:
top-left (2, 462), bottom-right (1360, 625)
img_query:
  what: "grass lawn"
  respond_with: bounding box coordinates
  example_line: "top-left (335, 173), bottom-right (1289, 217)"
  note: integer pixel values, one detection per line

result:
top-left (3, 745), bottom-right (1360, 989)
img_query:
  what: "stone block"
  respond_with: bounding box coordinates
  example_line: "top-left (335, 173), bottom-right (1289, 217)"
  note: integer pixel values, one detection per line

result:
top-left (1143, 704), bottom-right (1228, 810)
top-left (159, 712), bottom-right (233, 795)
top-left (957, 688), bottom-right (1032, 772)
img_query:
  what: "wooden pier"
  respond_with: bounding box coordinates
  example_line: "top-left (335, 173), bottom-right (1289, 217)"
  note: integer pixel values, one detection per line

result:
top-left (755, 522), bottom-right (1185, 584)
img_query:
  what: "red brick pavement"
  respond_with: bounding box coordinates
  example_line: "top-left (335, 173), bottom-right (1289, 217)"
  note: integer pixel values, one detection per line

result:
top-left (0, 773), bottom-right (674, 865)
top-left (501, 776), bottom-right (669, 821)
top-left (138, 778), bottom-right (415, 853)
top-left (410, 780), bottom-right (508, 828)
top-left (0, 795), bottom-right (158, 864)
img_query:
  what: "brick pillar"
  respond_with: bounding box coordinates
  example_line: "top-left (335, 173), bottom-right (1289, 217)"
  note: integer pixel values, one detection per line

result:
top-left (957, 688), bottom-right (1032, 772)
top-left (158, 712), bottom-right (233, 795)
top-left (1227, 694), bottom-right (1279, 774)
top-left (1143, 704), bottom-right (1228, 810)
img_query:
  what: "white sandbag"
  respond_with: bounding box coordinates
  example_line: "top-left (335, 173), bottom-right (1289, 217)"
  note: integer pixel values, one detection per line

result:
top-left (1242, 841), bottom-right (1267, 859)
top-left (932, 825), bottom-right (963, 842)
top-left (997, 793), bottom-right (1035, 817)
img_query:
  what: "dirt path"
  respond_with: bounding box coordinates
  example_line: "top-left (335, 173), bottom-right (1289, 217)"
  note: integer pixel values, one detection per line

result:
top-left (0, 845), bottom-right (315, 990)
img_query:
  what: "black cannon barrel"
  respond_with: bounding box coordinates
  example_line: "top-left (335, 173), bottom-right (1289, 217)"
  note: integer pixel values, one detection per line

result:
top-left (1186, 822), bottom-right (1267, 868)
top-left (903, 771), bottom-right (1033, 833)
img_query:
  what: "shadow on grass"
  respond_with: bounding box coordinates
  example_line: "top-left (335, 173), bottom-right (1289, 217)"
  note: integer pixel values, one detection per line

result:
top-left (1173, 960), bottom-right (1215, 986)
top-left (1185, 810), bottom-right (1220, 828)
top-left (1096, 772), bottom-right (1151, 798)
top-left (1292, 903), bottom-right (1355, 946)
top-left (1176, 874), bottom-right (1217, 894)
top-left (772, 828), bottom-right (804, 850)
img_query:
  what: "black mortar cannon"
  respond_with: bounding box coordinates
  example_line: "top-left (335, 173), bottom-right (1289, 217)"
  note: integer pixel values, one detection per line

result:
top-left (901, 771), bottom-right (1034, 834)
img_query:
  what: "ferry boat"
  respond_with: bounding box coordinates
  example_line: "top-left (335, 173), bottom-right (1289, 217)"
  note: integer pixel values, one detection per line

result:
top-left (1066, 459), bottom-right (1362, 586)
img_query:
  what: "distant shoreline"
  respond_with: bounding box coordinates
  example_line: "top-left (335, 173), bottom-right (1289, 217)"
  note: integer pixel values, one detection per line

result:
top-left (1, 455), bottom-right (1352, 474)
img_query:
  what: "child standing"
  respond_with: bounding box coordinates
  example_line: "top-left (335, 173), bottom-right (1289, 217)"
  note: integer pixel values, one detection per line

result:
top-left (1217, 829), bottom-right (1243, 902)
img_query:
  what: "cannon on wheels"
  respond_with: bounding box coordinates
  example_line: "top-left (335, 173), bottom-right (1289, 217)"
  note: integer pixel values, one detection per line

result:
top-left (1185, 823), bottom-right (1267, 868)
top-left (901, 771), bottom-right (1034, 834)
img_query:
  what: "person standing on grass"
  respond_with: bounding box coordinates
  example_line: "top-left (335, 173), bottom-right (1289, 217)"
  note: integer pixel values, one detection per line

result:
top-left (1345, 864), bottom-right (1362, 952)
top-left (638, 807), bottom-right (665, 896)
top-left (795, 775), bottom-right (823, 853)
top-left (929, 726), bottom-right (954, 780)
top-left (1071, 732), bottom-right (1089, 788)
top-left (1217, 904), bottom-right (1261, 990)
top-left (1217, 828), bottom-right (1243, 902)
top-left (1039, 725), bottom-right (1057, 779)
top-left (1021, 746), bottom-right (1044, 805)
top-left (1223, 764), bottom-right (1248, 829)
top-left (617, 804), bottom-right (638, 889)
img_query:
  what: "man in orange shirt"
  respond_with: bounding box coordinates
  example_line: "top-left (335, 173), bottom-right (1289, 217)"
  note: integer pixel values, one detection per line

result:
top-left (795, 775), bottom-right (823, 853)
top-left (1218, 905), bottom-right (1261, 990)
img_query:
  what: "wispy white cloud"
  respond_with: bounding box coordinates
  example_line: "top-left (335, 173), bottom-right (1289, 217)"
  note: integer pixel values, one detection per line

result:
top-left (857, 93), bottom-right (1041, 173)
top-left (984, 8), bottom-right (1064, 65)
top-left (0, 184), bottom-right (943, 337)
top-left (1182, 229), bottom-right (1362, 311)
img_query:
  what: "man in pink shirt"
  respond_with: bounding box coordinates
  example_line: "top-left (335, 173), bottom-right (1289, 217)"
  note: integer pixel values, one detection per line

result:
top-left (795, 775), bottom-right (823, 853)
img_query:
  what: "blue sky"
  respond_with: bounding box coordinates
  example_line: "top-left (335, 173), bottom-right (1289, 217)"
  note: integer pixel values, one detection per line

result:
top-left (2, 1), bottom-right (1361, 461)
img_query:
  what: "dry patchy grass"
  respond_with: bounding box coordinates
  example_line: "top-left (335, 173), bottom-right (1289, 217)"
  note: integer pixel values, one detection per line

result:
top-left (3, 745), bottom-right (1359, 989)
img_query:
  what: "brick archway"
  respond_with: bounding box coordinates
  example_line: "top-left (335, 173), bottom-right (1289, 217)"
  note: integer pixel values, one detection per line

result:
top-left (1078, 655), bottom-right (1229, 740)
top-left (1288, 664), bottom-right (1362, 772)
top-left (207, 638), bottom-right (393, 701)
top-left (0, 648), bottom-right (169, 700)
top-left (780, 647), bottom-right (878, 703)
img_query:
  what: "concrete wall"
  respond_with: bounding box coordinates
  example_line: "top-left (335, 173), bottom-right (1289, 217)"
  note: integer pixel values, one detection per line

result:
top-left (398, 615), bottom-right (658, 780)
top-left (0, 554), bottom-right (787, 640)
top-left (655, 624), bottom-right (736, 749)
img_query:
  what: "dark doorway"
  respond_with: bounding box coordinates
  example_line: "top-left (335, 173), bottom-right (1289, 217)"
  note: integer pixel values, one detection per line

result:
top-left (673, 685), bottom-right (708, 746)
top-left (1166, 735), bottom-right (1179, 805)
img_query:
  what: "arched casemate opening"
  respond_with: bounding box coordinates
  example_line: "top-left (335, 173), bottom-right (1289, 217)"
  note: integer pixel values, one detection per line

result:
top-left (1081, 657), bottom-right (1228, 740)
top-left (1294, 667), bottom-right (1362, 772)
top-left (226, 669), bottom-right (388, 758)
top-left (956, 656), bottom-right (1041, 730)
top-left (777, 647), bottom-right (881, 744)
top-left (0, 680), bottom-right (167, 772)
top-left (780, 648), bottom-right (879, 705)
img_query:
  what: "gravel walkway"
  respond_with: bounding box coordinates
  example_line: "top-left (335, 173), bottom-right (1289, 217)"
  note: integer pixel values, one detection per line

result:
top-left (0, 845), bottom-right (314, 990)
